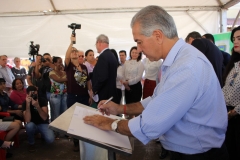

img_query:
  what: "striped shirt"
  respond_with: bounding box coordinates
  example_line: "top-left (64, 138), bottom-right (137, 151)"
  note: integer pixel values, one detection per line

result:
top-left (128, 39), bottom-right (227, 154)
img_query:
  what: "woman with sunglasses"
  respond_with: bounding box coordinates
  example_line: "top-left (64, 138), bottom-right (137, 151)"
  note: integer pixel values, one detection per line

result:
top-left (64, 35), bottom-right (93, 151)
top-left (222, 26), bottom-right (240, 160)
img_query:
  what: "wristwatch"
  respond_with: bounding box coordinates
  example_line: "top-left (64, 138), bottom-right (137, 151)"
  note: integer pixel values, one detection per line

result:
top-left (111, 119), bottom-right (121, 132)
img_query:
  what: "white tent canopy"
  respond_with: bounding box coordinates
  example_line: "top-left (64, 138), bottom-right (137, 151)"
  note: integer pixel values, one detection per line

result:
top-left (0, 0), bottom-right (238, 58)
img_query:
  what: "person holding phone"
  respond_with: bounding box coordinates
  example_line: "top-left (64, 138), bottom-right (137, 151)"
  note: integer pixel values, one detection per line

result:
top-left (22, 86), bottom-right (54, 152)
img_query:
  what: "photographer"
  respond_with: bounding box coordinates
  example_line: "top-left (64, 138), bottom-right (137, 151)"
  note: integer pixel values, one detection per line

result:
top-left (22, 86), bottom-right (54, 152)
top-left (34, 53), bottom-right (54, 99)
top-left (34, 53), bottom-right (55, 121)
top-left (27, 54), bottom-right (42, 88)
top-left (65, 35), bottom-right (93, 151)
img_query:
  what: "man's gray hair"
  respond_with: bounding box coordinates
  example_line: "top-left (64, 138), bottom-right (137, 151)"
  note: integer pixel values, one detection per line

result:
top-left (131, 5), bottom-right (178, 39)
top-left (96, 34), bottom-right (109, 44)
top-left (0, 55), bottom-right (7, 59)
top-left (14, 57), bottom-right (20, 62)
top-left (78, 50), bottom-right (84, 54)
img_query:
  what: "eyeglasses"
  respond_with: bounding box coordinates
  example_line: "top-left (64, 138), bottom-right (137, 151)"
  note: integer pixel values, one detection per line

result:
top-left (79, 55), bottom-right (84, 58)
top-left (230, 72), bottom-right (238, 86)
top-left (71, 50), bottom-right (78, 53)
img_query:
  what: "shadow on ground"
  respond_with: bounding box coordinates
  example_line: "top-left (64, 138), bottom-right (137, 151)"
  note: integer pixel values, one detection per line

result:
top-left (8, 129), bottom-right (170, 160)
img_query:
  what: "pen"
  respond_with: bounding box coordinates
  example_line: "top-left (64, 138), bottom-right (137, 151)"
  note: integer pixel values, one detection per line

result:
top-left (96, 96), bottom-right (113, 111)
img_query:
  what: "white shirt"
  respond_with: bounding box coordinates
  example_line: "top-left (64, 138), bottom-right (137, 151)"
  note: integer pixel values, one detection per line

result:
top-left (142, 58), bottom-right (162, 81)
top-left (84, 61), bottom-right (94, 74)
top-left (122, 60), bottom-right (144, 85)
top-left (116, 65), bottom-right (123, 89)
top-left (0, 65), bottom-right (15, 88)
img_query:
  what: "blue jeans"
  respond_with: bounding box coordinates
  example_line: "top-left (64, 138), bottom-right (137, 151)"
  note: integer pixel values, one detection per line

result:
top-left (50, 93), bottom-right (67, 121)
top-left (25, 122), bottom-right (54, 145)
top-left (67, 93), bottom-right (89, 108)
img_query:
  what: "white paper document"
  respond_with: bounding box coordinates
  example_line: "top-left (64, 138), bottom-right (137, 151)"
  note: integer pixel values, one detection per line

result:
top-left (67, 105), bottom-right (132, 153)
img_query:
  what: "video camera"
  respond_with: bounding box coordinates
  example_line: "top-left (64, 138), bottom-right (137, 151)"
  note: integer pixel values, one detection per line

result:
top-left (28, 41), bottom-right (40, 62)
top-left (68, 23), bottom-right (81, 44)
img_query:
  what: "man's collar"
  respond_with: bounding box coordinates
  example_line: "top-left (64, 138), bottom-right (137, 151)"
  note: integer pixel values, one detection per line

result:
top-left (99, 48), bottom-right (108, 54)
top-left (162, 39), bottom-right (185, 67)
top-left (14, 66), bottom-right (21, 70)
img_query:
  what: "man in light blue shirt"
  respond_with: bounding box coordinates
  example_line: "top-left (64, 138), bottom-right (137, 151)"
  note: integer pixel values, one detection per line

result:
top-left (0, 55), bottom-right (15, 95)
top-left (84, 5), bottom-right (228, 159)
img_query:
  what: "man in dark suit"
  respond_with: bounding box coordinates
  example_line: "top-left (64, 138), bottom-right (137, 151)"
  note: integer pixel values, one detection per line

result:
top-left (202, 33), bottom-right (231, 72)
top-left (92, 34), bottom-right (118, 103)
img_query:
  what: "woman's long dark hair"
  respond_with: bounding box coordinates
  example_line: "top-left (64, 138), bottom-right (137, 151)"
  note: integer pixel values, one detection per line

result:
top-left (129, 46), bottom-right (142, 62)
top-left (223, 26), bottom-right (240, 85)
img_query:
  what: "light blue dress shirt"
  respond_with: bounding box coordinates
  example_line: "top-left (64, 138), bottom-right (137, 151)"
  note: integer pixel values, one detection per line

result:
top-left (128, 39), bottom-right (227, 154)
top-left (0, 65), bottom-right (15, 88)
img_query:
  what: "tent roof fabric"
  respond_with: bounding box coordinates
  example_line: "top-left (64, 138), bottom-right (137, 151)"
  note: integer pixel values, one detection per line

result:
top-left (0, 0), bottom-right (238, 58)
top-left (0, 0), bottom-right (236, 15)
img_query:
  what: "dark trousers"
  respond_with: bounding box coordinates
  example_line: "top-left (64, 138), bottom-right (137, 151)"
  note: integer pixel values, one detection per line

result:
top-left (125, 81), bottom-right (142, 104)
top-left (116, 88), bottom-right (122, 104)
top-left (67, 93), bottom-right (89, 108)
top-left (170, 143), bottom-right (229, 160)
top-left (67, 93), bottom-right (89, 146)
top-left (225, 114), bottom-right (240, 160)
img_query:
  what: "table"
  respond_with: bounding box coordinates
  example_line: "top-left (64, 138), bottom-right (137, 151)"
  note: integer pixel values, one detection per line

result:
top-left (49, 102), bottom-right (133, 160)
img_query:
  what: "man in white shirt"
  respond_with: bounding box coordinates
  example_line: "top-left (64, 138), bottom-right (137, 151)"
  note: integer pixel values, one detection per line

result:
top-left (119, 50), bottom-right (127, 65)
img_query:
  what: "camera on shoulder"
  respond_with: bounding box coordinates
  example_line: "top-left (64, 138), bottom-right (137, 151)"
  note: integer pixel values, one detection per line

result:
top-left (28, 41), bottom-right (40, 62)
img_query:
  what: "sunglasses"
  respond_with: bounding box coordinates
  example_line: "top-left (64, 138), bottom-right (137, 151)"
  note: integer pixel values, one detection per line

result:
top-left (71, 50), bottom-right (78, 53)
top-left (79, 55), bottom-right (84, 58)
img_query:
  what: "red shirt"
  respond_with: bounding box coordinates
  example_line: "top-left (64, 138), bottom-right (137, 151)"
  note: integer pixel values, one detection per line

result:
top-left (10, 89), bottom-right (27, 105)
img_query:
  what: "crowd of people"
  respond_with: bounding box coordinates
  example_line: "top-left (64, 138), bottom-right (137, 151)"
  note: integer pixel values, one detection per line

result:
top-left (0, 4), bottom-right (239, 160)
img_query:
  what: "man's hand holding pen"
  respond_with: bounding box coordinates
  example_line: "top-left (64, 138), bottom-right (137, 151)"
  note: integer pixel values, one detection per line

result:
top-left (83, 96), bottom-right (121, 130)
top-left (97, 100), bottom-right (120, 116)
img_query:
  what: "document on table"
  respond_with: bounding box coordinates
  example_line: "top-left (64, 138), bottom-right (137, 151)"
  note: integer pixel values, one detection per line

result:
top-left (67, 105), bottom-right (132, 153)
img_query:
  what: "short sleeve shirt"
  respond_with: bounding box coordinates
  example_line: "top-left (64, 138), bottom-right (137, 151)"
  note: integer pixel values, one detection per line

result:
top-left (22, 97), bottom-right (48, 124)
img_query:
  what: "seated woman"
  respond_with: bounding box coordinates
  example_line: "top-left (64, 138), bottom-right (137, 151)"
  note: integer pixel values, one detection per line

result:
top-left (0, 78), bottom-right (23, 121)
top-left (10, 78), bottom-right (27, 105)
top-left (0, 117), bottom-right (21, 158)
top-left (0, 118), bottom-right (21, 142)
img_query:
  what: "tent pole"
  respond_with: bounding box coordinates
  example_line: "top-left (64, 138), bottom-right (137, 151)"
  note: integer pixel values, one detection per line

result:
top-left (49, 0), bottom-right (58, 13)
top-left (220, 9), bottom-right (227, 33)
top-left (231, 10), bottom-right (240, 30)
top-left (186, 11), bottom-right (208, 33)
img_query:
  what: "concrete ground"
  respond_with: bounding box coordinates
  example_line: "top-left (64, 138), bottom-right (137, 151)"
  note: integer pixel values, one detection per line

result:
top-left (7, 129), bottom-right (171, 160)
